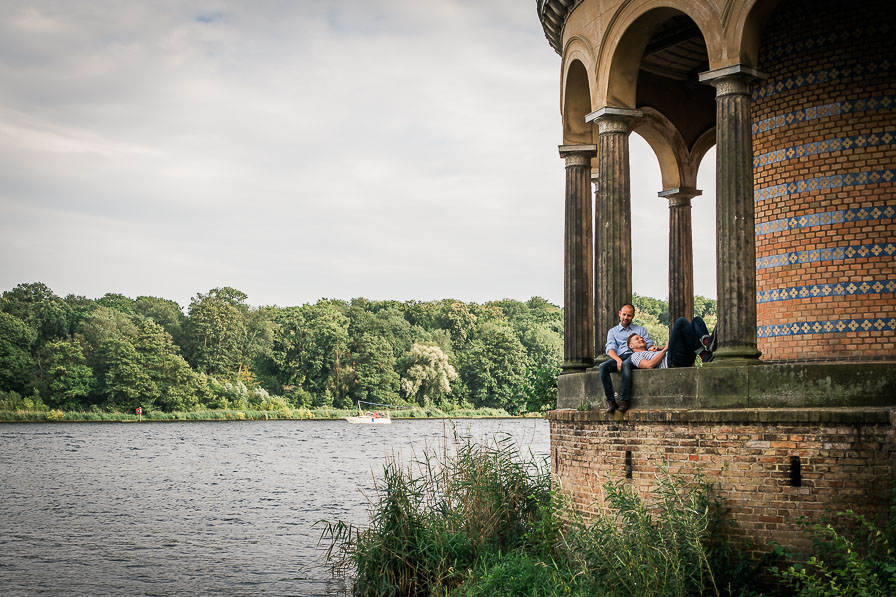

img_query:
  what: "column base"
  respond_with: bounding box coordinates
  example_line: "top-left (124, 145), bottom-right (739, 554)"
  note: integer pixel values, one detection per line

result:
top-left (562, 359), bottom-right (593, 372)
top-left (705, 345), bottom-right (763, 366)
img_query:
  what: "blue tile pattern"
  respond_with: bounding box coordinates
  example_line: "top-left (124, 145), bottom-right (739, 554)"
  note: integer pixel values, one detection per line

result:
top-left (755, 205), bottom-right (896, 235)
top-left (757, 280), bottom-right (896, 303)
top-left (754, 132), bottom-right (896, 168)
top-left (752, 61), bottom-right (894, 101)
top-left (757, 318), bottom-right (896, 338)
top-left (754, 170), bottom-right (895, 202)
top-left (756, 243), bottom-right (896, 269)
top-left (758, 23), bottom-right (893, 63)
top-left (752, 96), bottom-right (894, 135)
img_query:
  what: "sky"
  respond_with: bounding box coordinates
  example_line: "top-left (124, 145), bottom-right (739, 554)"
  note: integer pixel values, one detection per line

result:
top-left (0, 0), bottom-right (718, 309)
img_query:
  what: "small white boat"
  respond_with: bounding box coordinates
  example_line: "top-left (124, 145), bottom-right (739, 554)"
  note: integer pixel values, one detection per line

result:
top-left (345, 402), bottom-right (392, 425)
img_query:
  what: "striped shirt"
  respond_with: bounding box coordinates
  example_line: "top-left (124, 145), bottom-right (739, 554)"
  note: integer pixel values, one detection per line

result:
top-left (605, 323), bottom-right (652, 356)
top-left (630, 350), bottom-right (669, 369)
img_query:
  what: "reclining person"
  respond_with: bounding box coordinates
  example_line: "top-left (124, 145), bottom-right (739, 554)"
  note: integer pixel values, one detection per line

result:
top-left (627, 317), bottom-right (714, 370)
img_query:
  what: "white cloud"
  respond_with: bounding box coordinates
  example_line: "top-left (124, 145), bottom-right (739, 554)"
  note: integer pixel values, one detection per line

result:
top-left (0, 0), bottom-right (714, 310)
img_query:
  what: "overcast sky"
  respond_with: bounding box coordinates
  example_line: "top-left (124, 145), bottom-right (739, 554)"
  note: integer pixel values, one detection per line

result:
top-left (0, 0), bottom-right (718, 309)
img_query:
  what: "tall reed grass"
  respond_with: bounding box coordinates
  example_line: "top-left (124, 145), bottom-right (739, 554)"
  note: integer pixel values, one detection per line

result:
top-left (322, 435), bottom-right (753, 596)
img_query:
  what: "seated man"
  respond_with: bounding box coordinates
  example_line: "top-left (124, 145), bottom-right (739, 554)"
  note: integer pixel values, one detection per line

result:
top-left (599, 303), bottom-right (654, 414)
top-left (628, 317), bottom-right (715, 370)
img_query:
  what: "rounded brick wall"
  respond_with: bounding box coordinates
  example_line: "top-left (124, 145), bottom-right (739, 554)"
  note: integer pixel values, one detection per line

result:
top-left (751, 0), bottom-right (896, 362)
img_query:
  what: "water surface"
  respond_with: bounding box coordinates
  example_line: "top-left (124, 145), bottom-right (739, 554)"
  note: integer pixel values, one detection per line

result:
top-left (0, 418), bottom-right (548, 596)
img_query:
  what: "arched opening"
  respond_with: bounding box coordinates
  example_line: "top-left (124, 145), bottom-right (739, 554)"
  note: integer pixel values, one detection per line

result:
top-left (563, 60), bottom-right (592, 145)
top-left (622, 10), bottom-right (716, 322)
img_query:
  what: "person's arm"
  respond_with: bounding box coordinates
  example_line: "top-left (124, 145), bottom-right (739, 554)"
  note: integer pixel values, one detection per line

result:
top-left (607, 349), bottom-right (622, 367)
top-left (605, 329), bottom-right (623, 366)
top-left (636, 346), bottom-right (667, 369)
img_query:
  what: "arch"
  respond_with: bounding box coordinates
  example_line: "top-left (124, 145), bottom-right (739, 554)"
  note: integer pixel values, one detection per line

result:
top-left (689, 127), bottom-right (716, 176)
top-left (728, 0), bottom-right (782, 66)
top-left (562, 59), bottom-right (594, 145)
top-left (631, 108), bottom-right (689, 189)
top-left (596, 0), bottom-right (722, 108)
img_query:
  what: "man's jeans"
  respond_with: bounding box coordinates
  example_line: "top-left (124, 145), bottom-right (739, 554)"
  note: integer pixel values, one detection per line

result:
top-left (599, 355), bottom-right (633, 403)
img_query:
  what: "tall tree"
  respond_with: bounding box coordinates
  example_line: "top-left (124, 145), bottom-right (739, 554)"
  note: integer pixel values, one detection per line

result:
top-left (400, 343), bottom-right (457, 407)
top-left (0, 312), bottom-right (37, 393)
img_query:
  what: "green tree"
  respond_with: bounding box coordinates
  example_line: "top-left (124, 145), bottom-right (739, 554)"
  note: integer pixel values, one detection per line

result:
top-left (39, 340), bottom-right (94, 409)
top-left (400, 343), bottom-right (457, 407)
top-left (93, 338), bottom-right (158, 409)
top-left (352, 333), bottom-right (400, 405)
top-left (183, 287), bottom-right (248, 376)
top-left (133, 295), bottom-right (187, 347)
top-left (0, 312), bottom-right (37, 393)
top-left (457, 323), bottom-right (528, 413)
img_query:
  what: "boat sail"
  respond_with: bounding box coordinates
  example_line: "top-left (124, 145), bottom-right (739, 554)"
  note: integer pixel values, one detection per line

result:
top-left (345, 401), bottom-right (393, 425)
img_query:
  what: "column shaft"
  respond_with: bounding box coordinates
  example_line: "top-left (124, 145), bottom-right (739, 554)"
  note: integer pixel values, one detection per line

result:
top-left (703, 69), bottom-right (763, 363)
top-left (663, 191), bottom-right (699, 324)
top-left (592, 112), bottom-right (638, 356)
top-left (560, 145), bottom-right (597, 370)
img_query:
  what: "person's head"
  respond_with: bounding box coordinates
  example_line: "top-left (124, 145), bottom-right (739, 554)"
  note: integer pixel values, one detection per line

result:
top-left (618, 303), bottom-right (635, 327)
top-left (627, 334), bottom-right (647, 351)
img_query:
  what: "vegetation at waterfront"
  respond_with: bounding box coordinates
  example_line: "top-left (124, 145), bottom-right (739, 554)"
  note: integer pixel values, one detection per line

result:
top-left (0, 282), bottom-right (714, 420)
top-left (325, 435), bottom-right (896, 596)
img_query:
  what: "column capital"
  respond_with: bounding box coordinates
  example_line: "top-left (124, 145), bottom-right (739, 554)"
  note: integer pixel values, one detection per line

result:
top-left (659, 187), bottom-right (702, 206)
top-left (585, 106), bottom-right (643, 134)
top-left (699, 64), bottom-right (767, 96)
top-left (559, 144), bottom-right (597, 167)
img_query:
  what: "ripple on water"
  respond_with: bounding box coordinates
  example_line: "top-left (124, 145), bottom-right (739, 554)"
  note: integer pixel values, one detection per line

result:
top-left (0, 418), bottom-right (547, 596)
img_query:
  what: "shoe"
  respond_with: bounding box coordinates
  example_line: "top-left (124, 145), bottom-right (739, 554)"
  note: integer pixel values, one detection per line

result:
top-left (701, 334), bottom-right (712, 351)
top-left (617, 401), bottom-right (630, 413)
top-left (709, 329), bottom-right (717, 352)
top-left (605, 400), bottom-right (618, 414)
top-left (699, 349), bottom-right (713, 363)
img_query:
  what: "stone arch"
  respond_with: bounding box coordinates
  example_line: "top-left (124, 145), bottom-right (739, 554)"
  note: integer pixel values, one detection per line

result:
top-left (562, 58), bottom-right (594, 145)
top-left (631, 107), bottom-right (694, 189)
top-left (727, 0), bottom-right (782, 66)
top-left (597, 1), bottom-right (722, 108)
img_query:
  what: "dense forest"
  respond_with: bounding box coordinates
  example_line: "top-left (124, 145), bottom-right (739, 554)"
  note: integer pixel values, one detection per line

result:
top-left (0, 282), bottom-right (715, 415)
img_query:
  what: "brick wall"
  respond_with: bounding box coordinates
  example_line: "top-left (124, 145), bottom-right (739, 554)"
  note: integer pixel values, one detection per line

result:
top-left (752, 0), bottom-right (896, 362)
top-left (548, 409), bottom-right (895, 558)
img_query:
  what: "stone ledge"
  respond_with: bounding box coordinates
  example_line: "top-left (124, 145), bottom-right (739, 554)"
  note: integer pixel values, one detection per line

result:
top-left (546, 407), bottom-right (896, 425)
top-left (557, 362), bottom-right (896, 410)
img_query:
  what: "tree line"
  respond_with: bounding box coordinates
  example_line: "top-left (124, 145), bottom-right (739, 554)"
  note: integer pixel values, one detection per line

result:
top-left (0, 282), bottom-right (715, 415)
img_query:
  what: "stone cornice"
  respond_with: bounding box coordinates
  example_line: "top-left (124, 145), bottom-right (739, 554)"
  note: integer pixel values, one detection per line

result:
top-left (537, 0), bottom-right (584, 54)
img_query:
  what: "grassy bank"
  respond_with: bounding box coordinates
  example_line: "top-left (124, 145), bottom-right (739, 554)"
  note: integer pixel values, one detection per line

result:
top-left (323, 434), bottom-right (896, 596)
top-left (0, 405), bottom-right (525, 423)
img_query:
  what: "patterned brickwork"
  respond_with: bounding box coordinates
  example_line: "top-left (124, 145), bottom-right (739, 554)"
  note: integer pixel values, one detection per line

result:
top-left (752, 0), bottom-right (896, 362)
top-left (549, 412), bottom-right (895, 559)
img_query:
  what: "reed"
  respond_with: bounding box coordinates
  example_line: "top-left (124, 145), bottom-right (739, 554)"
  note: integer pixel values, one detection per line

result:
top-left (322, 437), bottom-right (755, 596)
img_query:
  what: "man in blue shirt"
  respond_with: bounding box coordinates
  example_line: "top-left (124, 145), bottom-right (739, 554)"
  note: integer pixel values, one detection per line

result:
top-left (599, 303), bottom-right (654, 413)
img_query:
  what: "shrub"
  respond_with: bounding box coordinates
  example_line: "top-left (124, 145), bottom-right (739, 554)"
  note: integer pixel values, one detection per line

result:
top-left (771, 495), bottom-right (896, 597)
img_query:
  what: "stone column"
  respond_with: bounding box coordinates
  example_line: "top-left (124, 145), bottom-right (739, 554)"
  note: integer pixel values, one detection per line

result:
top-left (585, 107), bottom-right (641, 358)
top-left (699, 65), bottom-right (765, 364)
top-left (559, 145), bottom-right (597, 371)
top-left (659, 187), bottom-right (701, 324)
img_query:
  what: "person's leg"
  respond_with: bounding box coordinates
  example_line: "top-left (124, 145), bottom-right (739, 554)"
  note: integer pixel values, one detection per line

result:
top-left (618, 355), bottom-right (634, 409)
top-left (598, 358), bottom-right (619, 407)
top-left (667, 317), bottom-right (704, 367)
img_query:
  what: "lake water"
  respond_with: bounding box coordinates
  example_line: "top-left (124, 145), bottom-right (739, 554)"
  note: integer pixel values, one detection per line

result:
top-left (0, 418), bottom-right (548, 596)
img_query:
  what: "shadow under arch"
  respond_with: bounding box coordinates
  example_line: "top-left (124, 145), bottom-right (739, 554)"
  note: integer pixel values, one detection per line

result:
top-left (563, 59), bottom-right (593, 145)
top-left (598, 1), bottom-right (720, 109)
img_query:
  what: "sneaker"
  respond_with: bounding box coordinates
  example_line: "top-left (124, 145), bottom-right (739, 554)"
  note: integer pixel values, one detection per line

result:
top-left (606, 400), bottom-right (618, 414)
top-left (617, 401), bottom-right (630, 413)
top-left (709, 329), bottom-right (717, 352)
top-left (699, 348), bottom-right (713, 363)
top-left (700, 334), bottom-right (712, 351)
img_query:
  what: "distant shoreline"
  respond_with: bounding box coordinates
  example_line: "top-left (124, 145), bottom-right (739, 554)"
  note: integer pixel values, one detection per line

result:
top-left (0, 407), bottom-right (543, 424)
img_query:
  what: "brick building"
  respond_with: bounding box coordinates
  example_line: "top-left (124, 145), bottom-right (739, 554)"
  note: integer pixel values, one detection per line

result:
top-left (538, 0), bottom-right (895, 555)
